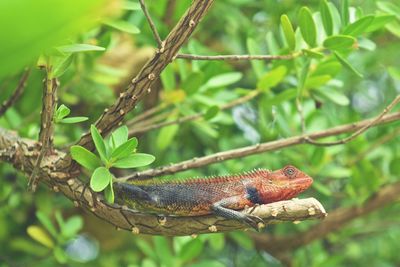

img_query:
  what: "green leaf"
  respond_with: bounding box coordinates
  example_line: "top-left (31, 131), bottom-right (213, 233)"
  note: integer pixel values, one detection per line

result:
top-left (342, 15), bottom-right (374, 36)
top-left (182, 72), bottom-right (204, 95)
top-left (160, 64), bottom-right (176, 91)
top-left (204, 106), bottom-right (219, 120)
top-left (70, 145), bottom-right (101, 171)
top-left (55, 104), bottom-right (70, 121)
top-left (103, 19), bottom-right (140, 34)
top-left (51, 53), bottom-right (74, 78)
top-left (247, 38), bottom-right (264, 78)
top-left (36, 211), bottom-right (58, 238)
top-left (53, 246), bottom-right (68, 264)
top-left (104, 181), bottom-right (114, 203)
top-left (61, 216), bottom-right (83, 238)
top-left (313, 61), bottom-right (342, 76)
top-left (90, 167), bottom-right (112, 192)
top-left (320, 0), bottom-right (334, 36)
top-left (280, 14), bottom-right (296, 50)
top-left (203, 72), bottom-right (243, 90)
top-left (110, 137), bottom-right (138, 161)
top-left (305, 75), bottom-right (332, 88)
top-left (228, 231), bottom-right (254, 250)
top-left (156, 124), bottom-right (179, 151)
top-left (110, 125), bottom-right (129, 149)
top-left (90, 125), bottom-right (108, 162)
top-left (323, 35), bottom-right (356, 51)
top-left (298, 7), bottom-right (317, 47)
top-left (57, 44), bottom-right (105, 53)
top-left (334, 51), bottom-right (363, 78)
top-left (123, 1), bottom-right (140, 10)
top-left (377, 1), bottom-right (400, 20)
top-left (302, 49), bottom-right (324, 59)
top-left (366, 14), bottom-right (395, 32)
top-left (313, 87), bottom-right (350, 106)
top-left (257, 66), bottom-right (287, 90)
top-left (341, 0), bottom-right (350, 26)
top-left (27, 226), bottom-right (54, 248)
top-left (113, 153), bottom-right (155, 169)
top-left (179, 239), bottom-right (204, 262)
top-left (312, 181), bottom-right (332, 196)
top-left (59, 117), bottom-right (88, 124)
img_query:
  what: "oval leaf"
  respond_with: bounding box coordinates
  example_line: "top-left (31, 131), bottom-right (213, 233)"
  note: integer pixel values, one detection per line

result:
top-left (204, 106), bottom-right (219, 120)
top-left (334, 51), bottom-right (363, 78)
top-left (323, 35), bottom-right (356, 51)
top-left (320, 0), bottom-right (333, 36)
top-left (104, 181), bottom-right (114, 203)
top-left (113, 153), bottom-right (155, 169)
top-left (90, 125), bottom-right (107, 162)
top-left (110, 137), bottom-right (138, 160)
top-left (103, 19), bottom-right (140, 34)
top-left (298, 7), bottom-right (317, 47)
top-left (342, 15), bottom-right (375, 36)
top-left (257, 66), bottom-right (287, 90)
top-left (110, 125), bottom-right (129, 149)
top-left (70, 145), bottom-right (101, 170)
top-left (59, 116), bottom-right (88, 124)
top-left (203, 72), bottom-right (242, 90)
top-left (57, 44), bottom-right (105, 53)
top-left (90, 167), bottom-right (112, 192)
top-left (27, 226), bottom-right (54, 248)
top-left (280, 14), bottom-right (296, 51)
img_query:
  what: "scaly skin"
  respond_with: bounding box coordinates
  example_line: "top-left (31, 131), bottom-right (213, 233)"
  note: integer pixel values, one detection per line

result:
top-left (114, 165), bottom-right (313, 229)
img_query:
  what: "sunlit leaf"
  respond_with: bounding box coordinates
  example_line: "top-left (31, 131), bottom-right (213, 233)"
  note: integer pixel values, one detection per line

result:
top-left (113, 153), bottom-right (155, 169)
top-left (70, 145), bottom-right (101, 170)
top-left (90, 167), bottom-right (112, 192)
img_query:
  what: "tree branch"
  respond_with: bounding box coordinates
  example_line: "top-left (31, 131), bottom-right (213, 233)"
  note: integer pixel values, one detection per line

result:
top-left (75, 0), bottom-right (215, 152)
top-left (0, 69), bottom-right (30, 117)
top-left (28, 74), bottom-right (58, 191)
top-left (123, 111), bottom-right (400, 180)
top-left (176, 54), bottom-right (294, 61)
top-left (252, 181), bottom-right (400, 255)
top-left (0, 127), bottom-right (325, 236)
top-left (139, 0), bottom-right (163, 47)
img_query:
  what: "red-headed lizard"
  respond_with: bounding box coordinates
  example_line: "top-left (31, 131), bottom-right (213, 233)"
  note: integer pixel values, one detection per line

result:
top-left (114, 165), bottom-right (313, 230)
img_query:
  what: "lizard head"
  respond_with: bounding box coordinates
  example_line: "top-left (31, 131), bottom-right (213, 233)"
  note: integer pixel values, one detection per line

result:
top-left (261, 165), bottom-right (313, 203)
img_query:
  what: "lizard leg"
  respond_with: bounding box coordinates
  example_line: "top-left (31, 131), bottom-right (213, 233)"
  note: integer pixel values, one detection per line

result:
top-left (211, 197), bottom-right (265, 231)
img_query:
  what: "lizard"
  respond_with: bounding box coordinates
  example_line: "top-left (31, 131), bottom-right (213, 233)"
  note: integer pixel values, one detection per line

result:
top-left (113, 165), bottom-right (313, 230)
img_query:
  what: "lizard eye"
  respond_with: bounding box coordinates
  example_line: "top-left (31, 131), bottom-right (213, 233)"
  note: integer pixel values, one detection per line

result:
top-left (283, 166), bottom-right (296, 178)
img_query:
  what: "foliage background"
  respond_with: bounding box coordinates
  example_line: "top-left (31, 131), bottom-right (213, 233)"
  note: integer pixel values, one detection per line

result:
top-left (0, 0), bottom-right (399, 266)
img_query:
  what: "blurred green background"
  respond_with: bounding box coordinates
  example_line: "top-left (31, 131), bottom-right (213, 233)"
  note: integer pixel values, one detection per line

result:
top-left (1, 0), bottom-right (400, 266)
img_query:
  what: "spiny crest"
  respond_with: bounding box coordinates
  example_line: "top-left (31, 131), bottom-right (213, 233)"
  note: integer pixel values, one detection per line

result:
top-left (130, 168), bottom-right (271, 186)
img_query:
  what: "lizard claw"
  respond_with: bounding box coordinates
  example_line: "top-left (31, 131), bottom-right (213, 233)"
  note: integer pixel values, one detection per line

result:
top-left (242, 214), bottom-right (265, 231)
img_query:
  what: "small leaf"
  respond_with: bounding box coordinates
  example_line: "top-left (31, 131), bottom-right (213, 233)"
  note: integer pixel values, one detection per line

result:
top-left (203, 72), bottom-right (242, 90)
top-left (27, 226), bottom-right (54, 248)
top-left (182, 72), bottom-right (204, 95)
top-left (313, 87), bottom-right (350, 106)
top-left (366, 14), bottom-right (395, 32)
top-left (113, 153), bottom-right (155, 169)
top-left (342, 15), bottom-right (375, 36)
top-left (70, 145), bottom-right (101, 170)
top-left (53, 246), bottom-right (68, 264)
top-left (247, 38), bottom-right (264, 78)
top-left (36, 211), bottom-right (57, 238)
top-left (377, 1), bottom-right (400, 20)
top-left (90, 125), bottom-right (108, 162)
top-left (110, 137), bottom-right (138, 161)
top-left (305, 75), bottom-right (332, 88)
top-left (104, 181), bottom-right (114, 203)
top-left (341, 0), bottom-right (350, 26)
top-left (61, 216), bottom-right (83, 238)
top-left (51, 54), bottom-right (74, 78)
top-left (55, 104), bottom-right (70, 121)
top-left (110, 125), bottom-right (129, 149)
top-left (298, 7), bottom-right (317, 47)
top-left (204, 106), bottom-right (219, 120)
top-left (302, 49), bottom-right (324, 59)
top-left (59, 116), bottom-right (88, 124)
top-left (280, 14), bottom-right (296, 50)
top-left (156, 124), bottom-right (179, 151)
top-left (90, 167), bottom-right (112, 192)
top-left (179, 239), bottom-right (204, 262)
top-left (257, 66), bottom-right (287, 90)
top-left (334, 52), bottom-right (363, 78)
top-left (57, 44), bottom-right (105, 53)
top-left (103, 19), bottom-right (140, 34)
top-left (323, 35), bottom-right (356, 51)
top-left (320, 0), bottom-right (334, 36)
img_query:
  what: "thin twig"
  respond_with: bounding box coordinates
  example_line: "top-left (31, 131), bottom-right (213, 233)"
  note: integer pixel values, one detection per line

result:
top-left (122, 110), bottom-right (400, 180)
top-left (176, 53), bottom-right (294, 61)
top-left (304, 95), bottom-right (400, 146)
top-left (0, 69), bottom-right (31, 117)
top-left (129, 90), bottom-right (260, 135)
top-left (127, 102), bottom-right (170, 126)
top-left (28, 74), bottom-right (58, 191)
top-left (139, 0), bottom-right (163, 47)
